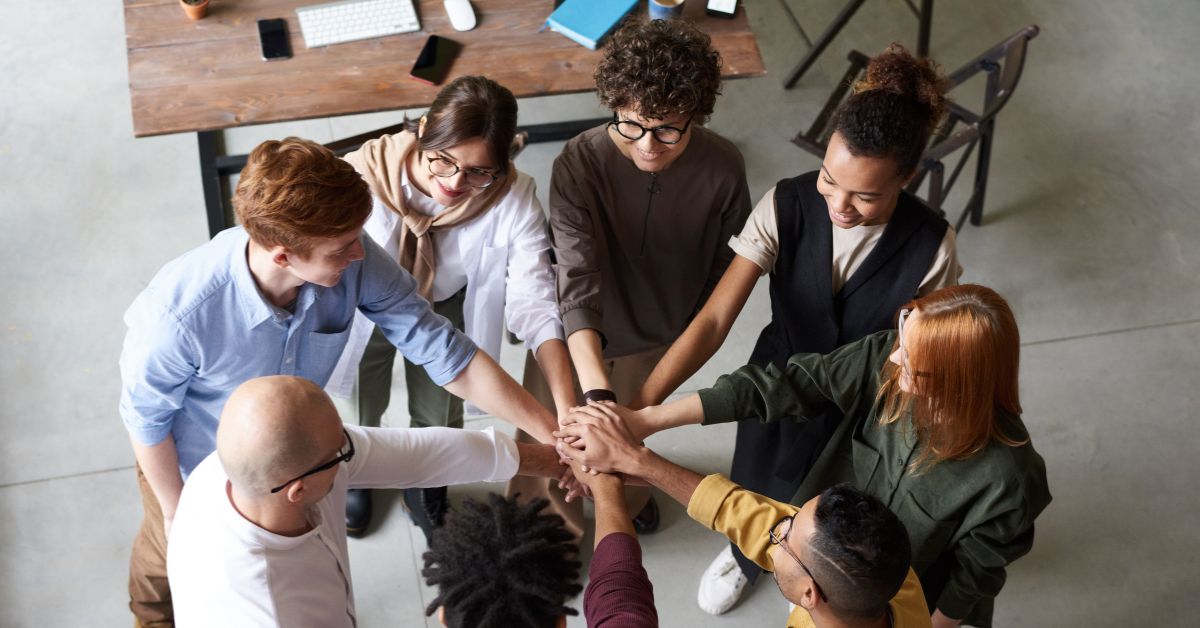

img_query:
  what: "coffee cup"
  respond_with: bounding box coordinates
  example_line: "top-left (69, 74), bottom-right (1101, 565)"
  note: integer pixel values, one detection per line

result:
top-left (648, 0), bottom-right (685, 20)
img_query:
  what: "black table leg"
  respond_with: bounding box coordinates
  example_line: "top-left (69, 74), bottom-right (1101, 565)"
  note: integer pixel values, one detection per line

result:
top-left (198, 131), bottom-right (228, 239)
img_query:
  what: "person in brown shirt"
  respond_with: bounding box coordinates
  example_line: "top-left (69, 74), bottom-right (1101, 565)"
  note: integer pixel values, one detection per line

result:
top-left (509, 18), bottom-right (751, 537)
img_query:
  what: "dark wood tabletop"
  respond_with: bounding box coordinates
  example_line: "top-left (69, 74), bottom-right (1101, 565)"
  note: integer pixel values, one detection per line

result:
top-left (124, 0), bottom-right (766, 137)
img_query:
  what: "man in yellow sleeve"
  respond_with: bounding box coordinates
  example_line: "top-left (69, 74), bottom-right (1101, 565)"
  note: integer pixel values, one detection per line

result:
top-left (556, 403), bottom-right (931, 627)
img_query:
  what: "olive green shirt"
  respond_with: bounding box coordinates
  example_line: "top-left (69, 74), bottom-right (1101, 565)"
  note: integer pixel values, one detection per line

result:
top-left (697, 331), bottom-right (1051, 626)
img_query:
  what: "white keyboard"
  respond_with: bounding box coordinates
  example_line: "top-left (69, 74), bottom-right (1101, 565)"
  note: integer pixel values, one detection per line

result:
top-left (296, 0), bottom-right (421, 49)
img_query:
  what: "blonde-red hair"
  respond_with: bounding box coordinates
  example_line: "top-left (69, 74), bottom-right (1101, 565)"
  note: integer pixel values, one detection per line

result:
top-left (877, 284), bottom-right (1025, 470)
top-left (234, 137), bottom-right (371, 257)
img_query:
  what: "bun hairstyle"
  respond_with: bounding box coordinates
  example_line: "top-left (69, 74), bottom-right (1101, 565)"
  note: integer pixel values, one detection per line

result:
top-left (834, 43), bottom-right (952, 176)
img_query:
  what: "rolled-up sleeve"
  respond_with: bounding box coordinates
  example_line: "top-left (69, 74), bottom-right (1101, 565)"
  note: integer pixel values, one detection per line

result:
top-left (502, 176), bottom-right (565, 352)
top-left (118, 293), bottom-right (197, 446)
top-left (728, 188), bottom-right (780, 276)
top-left (355, 236), bottom-right (476, 386)
top-left (548, 153), bottom-right (605, 342)
top-left (687, 474), bottom-right (798, 573)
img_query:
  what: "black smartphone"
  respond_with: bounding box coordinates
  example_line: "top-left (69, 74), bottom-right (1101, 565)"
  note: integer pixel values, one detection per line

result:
top-left (706, 0), bottom-right (738, 19)
top-left (257, 18), bottom-right (292, 61)
top-left (409, 35), bottom-right (461, 86)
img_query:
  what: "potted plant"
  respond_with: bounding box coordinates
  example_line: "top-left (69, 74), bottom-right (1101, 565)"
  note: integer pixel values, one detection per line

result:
top-left (180, 0), bottom-right (210, 20)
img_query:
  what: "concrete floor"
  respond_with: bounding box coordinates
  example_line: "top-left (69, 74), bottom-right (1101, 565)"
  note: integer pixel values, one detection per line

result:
top-left (2, 0), bottom-right (1198, 626)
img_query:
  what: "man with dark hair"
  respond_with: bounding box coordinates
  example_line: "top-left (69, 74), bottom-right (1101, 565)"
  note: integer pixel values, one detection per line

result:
top-left (167, 376), bottom-right (562, 627)
top-left (422, 495), bottom-right (583, 628)
top-left (120, 137), bottom-right (561, 627)
top-left (510, 16), bottom-right (752, 538)
top-left (556, 404), bottom-right (931, 627)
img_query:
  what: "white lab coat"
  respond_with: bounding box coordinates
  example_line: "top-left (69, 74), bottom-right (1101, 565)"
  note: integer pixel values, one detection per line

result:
top-left (326, 170), bottom-right (564, 409)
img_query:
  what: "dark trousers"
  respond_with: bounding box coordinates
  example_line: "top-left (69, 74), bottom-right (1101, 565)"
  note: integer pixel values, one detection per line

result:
top-left (339, 288), bottom-right (466, 429)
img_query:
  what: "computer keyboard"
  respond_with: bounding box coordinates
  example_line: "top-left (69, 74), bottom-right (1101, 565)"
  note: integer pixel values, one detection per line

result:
top-left (296, 0), bottom-right (421, 49)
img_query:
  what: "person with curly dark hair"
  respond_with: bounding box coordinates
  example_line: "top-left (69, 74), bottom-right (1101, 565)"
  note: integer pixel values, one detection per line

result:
top-left (628, 43), bottom-right (964, 617)
top-left (422, 494), bottom-right (582, 628)
top-left (508, 17), bottom-right (751, 541)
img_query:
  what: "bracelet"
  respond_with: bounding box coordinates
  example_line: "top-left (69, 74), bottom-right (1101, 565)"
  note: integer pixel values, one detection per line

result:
top-left (582, 388), bottom-right (617, 404)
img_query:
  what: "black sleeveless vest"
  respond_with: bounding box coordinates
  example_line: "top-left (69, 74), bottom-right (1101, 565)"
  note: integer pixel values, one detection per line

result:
top-left (749, 172), bottom-right (949, 367)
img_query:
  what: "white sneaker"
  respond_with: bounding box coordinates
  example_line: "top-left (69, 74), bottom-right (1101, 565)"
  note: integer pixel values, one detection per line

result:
top-left (697, 546), bottom-right (749, 615)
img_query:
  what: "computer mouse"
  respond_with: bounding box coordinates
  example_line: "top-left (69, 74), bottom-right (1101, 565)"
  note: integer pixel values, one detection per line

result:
top-left (444, 0), bottom-right (477, 32)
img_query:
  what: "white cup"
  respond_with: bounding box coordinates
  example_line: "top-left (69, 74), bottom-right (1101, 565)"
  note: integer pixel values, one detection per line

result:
top-left (649, 0), bottom-right (685, 20)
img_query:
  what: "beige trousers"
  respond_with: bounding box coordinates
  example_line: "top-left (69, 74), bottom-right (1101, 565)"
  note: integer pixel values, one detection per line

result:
top-left (506, 344), bottom-right (666, 540)
top-left (129, 465), bottom-right (173, 627)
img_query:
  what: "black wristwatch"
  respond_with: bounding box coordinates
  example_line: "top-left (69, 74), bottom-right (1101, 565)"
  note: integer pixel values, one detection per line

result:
top-left (582, 388), bottom-right (617, 404)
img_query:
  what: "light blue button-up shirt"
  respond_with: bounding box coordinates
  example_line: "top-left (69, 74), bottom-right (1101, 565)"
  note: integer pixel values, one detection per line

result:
top-left (119, 227), bottom-right (476, 478)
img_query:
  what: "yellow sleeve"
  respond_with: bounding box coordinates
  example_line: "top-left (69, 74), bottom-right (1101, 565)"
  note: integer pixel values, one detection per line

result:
top-left (687, 474), bottom-right (800, 572)
top-left (889, 568), bottom-right (933, 628)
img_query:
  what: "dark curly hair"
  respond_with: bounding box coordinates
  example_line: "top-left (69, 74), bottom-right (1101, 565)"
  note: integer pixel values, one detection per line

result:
top-left (808, 484), bottom-right (911, 620)
top-left (422, 494), bottom-right (582, 628)
top-left (834, 43), bottom-right (952, 176)
top-left (594, 18), bottom-right (723, 122)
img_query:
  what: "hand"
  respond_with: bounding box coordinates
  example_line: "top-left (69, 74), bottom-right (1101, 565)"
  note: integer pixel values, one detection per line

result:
top-left (558, 462), bottom-right (593, 502)
top-left (561, 401), bottom-right (654, 442)
top-left (556, 407), bottom-right (583, 456)
top-left (566, 457), bottom-right (623, 493)
top-left (931, 610), bottom-right (962, 628)
top-left (554, 403), bottom-right (644, 475)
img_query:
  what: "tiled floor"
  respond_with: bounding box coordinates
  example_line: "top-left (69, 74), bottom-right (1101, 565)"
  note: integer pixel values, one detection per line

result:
top-left (2, 0), bottom-right (1198, 626)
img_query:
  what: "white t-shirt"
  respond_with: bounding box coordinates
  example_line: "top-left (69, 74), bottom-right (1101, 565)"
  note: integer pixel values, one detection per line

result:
top-left (385, 166), bottom-right (468, 302)
top-left (168, 424), bottom-right (519, 628)
top-left (729, 186), bottom-right (963, 295)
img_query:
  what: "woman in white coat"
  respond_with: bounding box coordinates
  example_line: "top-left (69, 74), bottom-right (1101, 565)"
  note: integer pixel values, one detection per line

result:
top-left (328, 76), bottom-right (575, 540)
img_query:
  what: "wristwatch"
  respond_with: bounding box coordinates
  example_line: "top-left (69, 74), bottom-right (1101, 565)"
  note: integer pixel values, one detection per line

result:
top-left (582, 388), bottom-right (617, 404)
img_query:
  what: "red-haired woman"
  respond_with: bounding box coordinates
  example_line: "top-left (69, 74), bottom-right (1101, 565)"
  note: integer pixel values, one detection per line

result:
top-left (562, 284), bottom-right (1051, 627)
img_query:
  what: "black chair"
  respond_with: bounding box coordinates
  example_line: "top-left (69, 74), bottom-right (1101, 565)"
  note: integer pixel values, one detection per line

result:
top-left (791, 25), bottom-right (1041, 231)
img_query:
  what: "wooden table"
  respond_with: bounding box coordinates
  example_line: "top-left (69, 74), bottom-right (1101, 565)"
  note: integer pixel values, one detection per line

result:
top-left (124, 0), bottom-right (766, 236)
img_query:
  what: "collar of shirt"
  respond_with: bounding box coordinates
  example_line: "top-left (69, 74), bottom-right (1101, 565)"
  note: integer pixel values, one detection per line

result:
top-left (218, 474), bottom-right (329, 551)
top-left (228, 229), bottom-right (321, 329)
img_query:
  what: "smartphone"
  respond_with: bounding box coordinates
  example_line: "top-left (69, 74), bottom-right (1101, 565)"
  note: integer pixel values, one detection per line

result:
top-left (706, 0), bottom-right (738, 19)
top-left (257, 18), bottom-right (292, 61)
top-left (409, 35), bottom-right (461, 86)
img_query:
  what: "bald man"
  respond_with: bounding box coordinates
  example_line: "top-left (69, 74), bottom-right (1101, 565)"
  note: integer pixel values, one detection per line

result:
top-left (167, 376), bottom-right (560, 628)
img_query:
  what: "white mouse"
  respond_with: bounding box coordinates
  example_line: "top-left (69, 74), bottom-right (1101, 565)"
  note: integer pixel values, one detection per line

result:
top-left (444, 0), bottom-right (477, 32)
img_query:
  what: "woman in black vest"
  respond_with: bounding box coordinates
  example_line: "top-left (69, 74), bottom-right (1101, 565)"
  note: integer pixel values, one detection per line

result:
top-left (628, 44), bottom-right (964, 615)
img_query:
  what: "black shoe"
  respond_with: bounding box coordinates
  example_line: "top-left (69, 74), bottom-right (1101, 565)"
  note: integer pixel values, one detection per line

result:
top-left (346, 488), bottom-right (373, 538)
top-left (632, 495), bottom-right (661, 534)
top-left (403, 486), bottom-right (449, 545)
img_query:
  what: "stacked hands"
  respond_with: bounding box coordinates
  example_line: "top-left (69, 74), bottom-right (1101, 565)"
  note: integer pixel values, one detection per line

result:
top-left (552, 401), bottom-right (652, 499)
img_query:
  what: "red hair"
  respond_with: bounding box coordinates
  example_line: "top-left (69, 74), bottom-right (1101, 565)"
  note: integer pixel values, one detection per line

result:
top-left (877, 284), bottom-right (1025, 470)
top-left (234, 137), bottom-right (371, 257)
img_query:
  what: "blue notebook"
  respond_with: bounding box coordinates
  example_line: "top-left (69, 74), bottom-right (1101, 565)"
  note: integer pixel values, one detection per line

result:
top-left (546, 0), bottom-right (638, 50)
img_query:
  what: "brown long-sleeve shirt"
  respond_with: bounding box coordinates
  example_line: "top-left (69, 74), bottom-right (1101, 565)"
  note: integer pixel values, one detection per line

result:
top-left (549, 124), bottom-right (751, 358)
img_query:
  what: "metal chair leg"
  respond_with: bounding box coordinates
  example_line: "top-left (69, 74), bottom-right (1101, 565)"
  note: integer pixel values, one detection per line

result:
top-left (969, 119), bottom-right (995, 226)
top-left (783, 0), bottom-right (868, 89)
